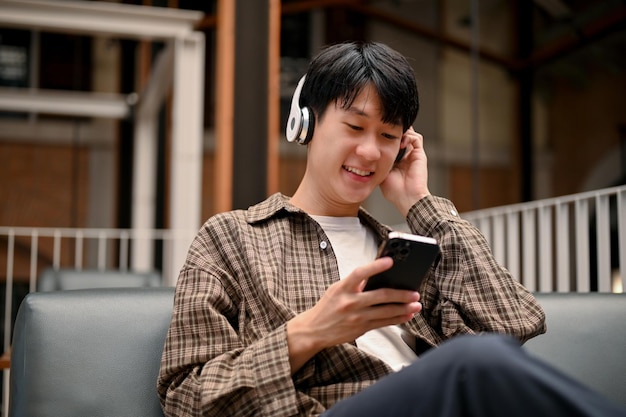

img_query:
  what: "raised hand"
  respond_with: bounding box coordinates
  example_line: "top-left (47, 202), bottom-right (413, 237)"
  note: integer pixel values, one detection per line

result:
top-left (380, 127), bottom-right (431, 217)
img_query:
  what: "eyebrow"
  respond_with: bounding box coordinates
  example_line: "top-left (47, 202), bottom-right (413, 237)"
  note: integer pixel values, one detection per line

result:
top-left (345, 107), bottom-right (402, 128)
top-left (345, 105), bottom-right (370, 117)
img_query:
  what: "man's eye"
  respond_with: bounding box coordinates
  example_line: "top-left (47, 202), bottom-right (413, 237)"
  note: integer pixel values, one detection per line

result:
top-left (347, 124), bottom-right (363, 131)
top-left (382, 133), bottom-right (397, 140)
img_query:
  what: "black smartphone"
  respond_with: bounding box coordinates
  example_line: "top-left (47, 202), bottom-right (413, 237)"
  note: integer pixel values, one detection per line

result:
top-left (363, 231), bottom-right (440, 292)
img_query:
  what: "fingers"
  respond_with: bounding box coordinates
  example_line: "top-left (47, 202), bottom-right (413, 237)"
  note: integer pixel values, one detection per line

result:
top-left (335, 258), bottom-right (422, 328)
top-left (368, 301), bottom-right (423, 326)
top-left (361, 294), bottom-right (422, 327)
top-left (395, 128), bottom-right (424, 166)
top-left (341, 257), bottom-right (421, 304)
top-left (403, 127), bottom-right (424, 152)
top-left (362, 286), bottom-right (421, 307)
top-left (346, 258), bottom-right (422, 311)
top-left (311, 260), bottom-right (422, 347)
top-left (342, 257), bottom-right (393, 290)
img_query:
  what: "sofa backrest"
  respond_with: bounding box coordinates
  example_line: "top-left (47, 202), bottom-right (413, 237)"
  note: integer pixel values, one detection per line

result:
top-left (525, 292), bottom-right (626, 409)
top-left (9, 289), bottom-right (625, 415)
top-left (37, 268), bottom-right (162, 291)
top-left (9, 287), bottom-right (174, 417)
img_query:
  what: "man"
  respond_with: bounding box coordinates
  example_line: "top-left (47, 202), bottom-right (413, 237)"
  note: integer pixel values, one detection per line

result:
top-left (158, 41), bottom-right (625, 416)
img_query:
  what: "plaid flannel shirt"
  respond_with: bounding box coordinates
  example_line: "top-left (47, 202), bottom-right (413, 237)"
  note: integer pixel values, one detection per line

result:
top-left (158, 193), bottom-right (546, 417)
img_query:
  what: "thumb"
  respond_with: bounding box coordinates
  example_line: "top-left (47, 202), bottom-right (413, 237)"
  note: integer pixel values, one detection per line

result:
top-left (343, 257), bottom-right (393, 291)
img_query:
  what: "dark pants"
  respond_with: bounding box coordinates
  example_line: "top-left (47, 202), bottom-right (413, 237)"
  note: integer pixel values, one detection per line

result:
top-left (323, 334), bottom-right (626, 417)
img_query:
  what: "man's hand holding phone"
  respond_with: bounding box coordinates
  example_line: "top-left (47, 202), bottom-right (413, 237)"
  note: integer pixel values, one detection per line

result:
top-left (286, 256), bottom-right (422, 373)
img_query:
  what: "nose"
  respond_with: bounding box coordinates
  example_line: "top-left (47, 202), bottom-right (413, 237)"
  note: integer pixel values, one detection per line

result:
top-left (355, 135), bottom-right (381, 161)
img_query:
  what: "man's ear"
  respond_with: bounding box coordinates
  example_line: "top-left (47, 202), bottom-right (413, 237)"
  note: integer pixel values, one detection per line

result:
top-left (394, 134), bottom-right (408, 164)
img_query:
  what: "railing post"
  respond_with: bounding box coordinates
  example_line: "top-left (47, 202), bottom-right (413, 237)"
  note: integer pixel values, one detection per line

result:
top-left (53, 229), bottom-right (62, 269)
top-left (75, 230), bottom-right (83, 270)
top-left (538, 205), bottom-right (553, 292)
top-left (595, 194), bottom-right (611, 292)
top-left (555, 201), bottom-right (570, 292)
top-left (492, 213), bottom-right (506, 267)
top-left (29, 231), bottom-right (39, 293)
top-left (617, 188), bottom-right (626, 291)
top-left (4, 230), bottom-right (14, 354)
top-left (506, 211), bottom-right (520, 281)
top-left (575, 199), bottom-right (590, 292)
top-left (119, 231), bottom-right (130, 271)
top-left (522, 209), bottom-right (536, 291)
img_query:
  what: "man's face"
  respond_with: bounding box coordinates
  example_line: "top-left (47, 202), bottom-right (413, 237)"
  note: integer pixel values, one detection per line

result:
top-left (305, 84), bottom-right (404, 212)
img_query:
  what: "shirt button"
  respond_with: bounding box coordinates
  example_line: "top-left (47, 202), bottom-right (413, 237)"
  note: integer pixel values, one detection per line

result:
top-left (450, 209), bottom-right (458, 216)
top-left (320, 241), bottom-right (328, 250)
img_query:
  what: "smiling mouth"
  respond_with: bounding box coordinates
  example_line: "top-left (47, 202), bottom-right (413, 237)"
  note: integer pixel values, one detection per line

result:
top-left (343, 166), bottom-right (373, 177)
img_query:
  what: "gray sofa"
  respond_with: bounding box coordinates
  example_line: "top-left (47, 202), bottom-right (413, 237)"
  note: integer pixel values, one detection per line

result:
top-left (8, 289), bottom-right (626, 416)
top-left (37, 268), bottom-right (162, 291)
top-left (524, 292), bottom-right (626, 408)
top-left (9, 287), bottom-right (173, 417)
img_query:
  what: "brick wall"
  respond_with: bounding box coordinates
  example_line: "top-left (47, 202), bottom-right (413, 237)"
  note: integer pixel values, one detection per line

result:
top-left (0, 142), bottom-right (89, 281)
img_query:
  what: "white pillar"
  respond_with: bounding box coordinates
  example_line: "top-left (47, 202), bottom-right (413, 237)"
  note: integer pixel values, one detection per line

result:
top-left (130, 44), bottom-right (174, 273)
top-left (168, 31), bottom-right (205, 286)
top-left (131, 113), bottom-right (157, 272)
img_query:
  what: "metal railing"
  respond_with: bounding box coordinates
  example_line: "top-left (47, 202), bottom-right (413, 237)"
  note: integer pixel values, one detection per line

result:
top-left (462, 185), bottom-right (626, 293)
top-left (0, 226), bottom-right (197, 415)
top-left (0, 226), bottom-right (195, 348)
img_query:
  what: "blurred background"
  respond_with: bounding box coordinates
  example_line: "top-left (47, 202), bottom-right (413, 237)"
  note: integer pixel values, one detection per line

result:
top-left (0, 0), bottom-right (625, 283)
top-left (2, 0), bottom-right (624, 222)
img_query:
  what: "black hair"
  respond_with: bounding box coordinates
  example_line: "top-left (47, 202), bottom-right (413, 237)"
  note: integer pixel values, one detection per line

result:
top-left (300, 41), bottom-right (419, 132)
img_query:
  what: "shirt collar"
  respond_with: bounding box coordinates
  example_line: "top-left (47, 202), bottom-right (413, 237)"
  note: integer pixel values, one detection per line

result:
top-left (246, 193), bottom-right (392, 239)
top-left (245, 193), bottom-right (302, 224)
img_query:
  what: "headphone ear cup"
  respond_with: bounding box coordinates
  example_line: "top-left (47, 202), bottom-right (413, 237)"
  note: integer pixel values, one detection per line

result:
top-left (298, 106), bottom-right (315, 144)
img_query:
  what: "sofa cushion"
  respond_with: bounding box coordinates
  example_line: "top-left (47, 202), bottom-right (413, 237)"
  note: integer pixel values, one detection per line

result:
top-left (9, 287), bottom-right (174, 417)
top-left (524, 292), bottom-right (626, 409)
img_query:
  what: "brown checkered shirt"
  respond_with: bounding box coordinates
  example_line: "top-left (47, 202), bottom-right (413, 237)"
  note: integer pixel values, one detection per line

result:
top-left (158, 193), bottom-right (546, 416)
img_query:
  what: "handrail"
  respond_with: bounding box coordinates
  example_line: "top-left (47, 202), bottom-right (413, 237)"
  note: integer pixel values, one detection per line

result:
top-left (0, 226), bottom-right (196, 350)
top-left (462, 185), bottom-right (626, 294)
top-left (0, 226), bottom-right (191, 285)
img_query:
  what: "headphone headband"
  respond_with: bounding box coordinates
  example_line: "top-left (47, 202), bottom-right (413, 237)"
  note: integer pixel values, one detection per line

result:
top-left (285, 75), bottom-right (314, 145)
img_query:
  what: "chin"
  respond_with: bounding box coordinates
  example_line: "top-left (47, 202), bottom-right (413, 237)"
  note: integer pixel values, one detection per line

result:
top-left (339, 188), bottom-right (373, 206)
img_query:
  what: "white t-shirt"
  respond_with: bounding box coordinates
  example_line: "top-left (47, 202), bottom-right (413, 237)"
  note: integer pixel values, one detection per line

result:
top-left (311, 215), bottom-right (417, 371)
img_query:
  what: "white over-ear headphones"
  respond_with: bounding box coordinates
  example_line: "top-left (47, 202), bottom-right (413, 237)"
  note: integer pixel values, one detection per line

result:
top-left (285, 75), bottom-right (315, 145)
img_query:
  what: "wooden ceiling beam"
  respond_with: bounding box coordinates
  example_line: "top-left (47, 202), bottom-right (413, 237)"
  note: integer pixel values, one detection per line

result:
top-left (198, 1), bottom-right (626, 73)
top-left (348, 3), bottom-right (515, 70)
top-left (520, 4), bottom-right (626, 70)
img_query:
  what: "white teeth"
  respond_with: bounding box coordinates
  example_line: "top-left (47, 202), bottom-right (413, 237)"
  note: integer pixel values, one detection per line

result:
top-left (344, 166), bottom-right (372, 176)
